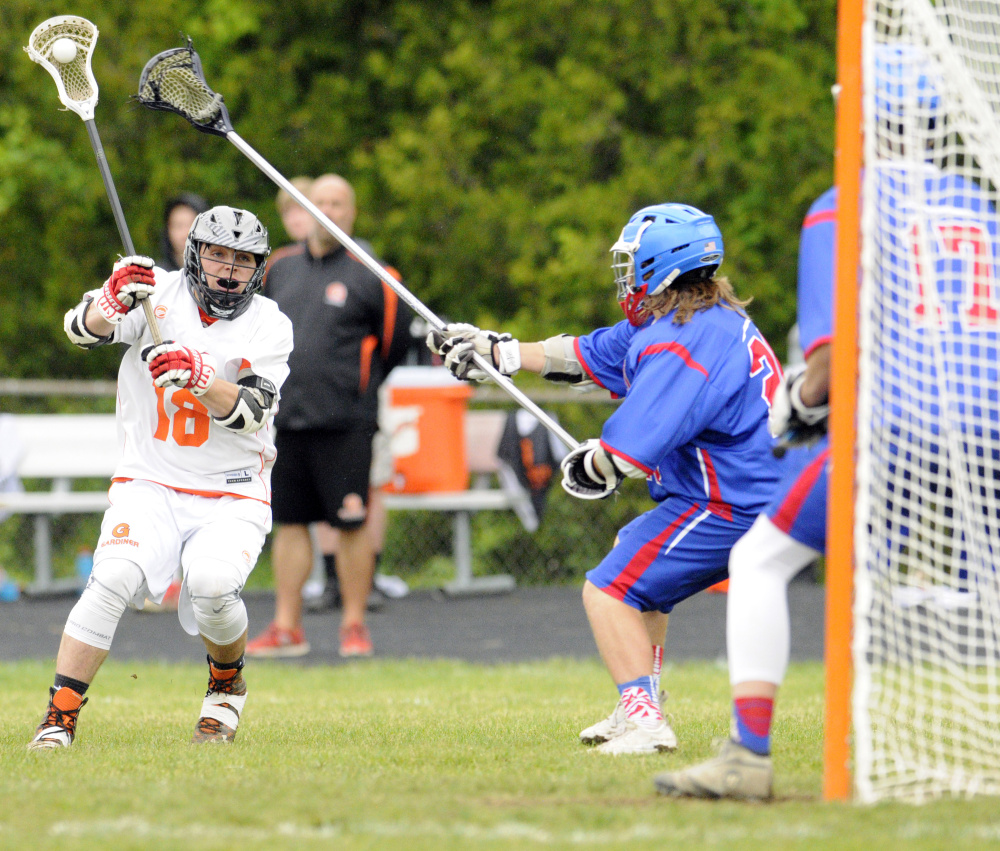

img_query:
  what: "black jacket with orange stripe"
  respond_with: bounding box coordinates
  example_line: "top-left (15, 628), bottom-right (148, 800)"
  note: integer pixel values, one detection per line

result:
top-left (263, 242), bottom-right (413, 430)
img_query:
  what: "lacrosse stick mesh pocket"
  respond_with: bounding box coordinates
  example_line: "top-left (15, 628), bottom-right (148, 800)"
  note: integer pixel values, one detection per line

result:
top-left (137, 46), bottom-right (224, 125)
top-left (26, 19), bottom-right (97, 106)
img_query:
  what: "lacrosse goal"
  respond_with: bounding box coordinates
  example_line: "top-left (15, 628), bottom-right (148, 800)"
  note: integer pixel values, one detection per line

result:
top-left (828, 0), bottom-right (1000, 803)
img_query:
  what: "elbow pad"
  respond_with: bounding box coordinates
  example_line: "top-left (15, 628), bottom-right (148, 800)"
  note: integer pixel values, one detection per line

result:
top-left (214, 375), bottom-right (279, 434)
top-left (540, 335), bottom-right (594, 390)
top-left (64, 297), bottom-right (114, 350)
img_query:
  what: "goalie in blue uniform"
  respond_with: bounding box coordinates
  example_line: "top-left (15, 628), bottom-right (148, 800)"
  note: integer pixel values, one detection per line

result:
top-left (429, 203), bottom-right (783, 754)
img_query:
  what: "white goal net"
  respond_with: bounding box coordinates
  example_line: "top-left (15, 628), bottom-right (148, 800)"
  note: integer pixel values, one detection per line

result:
top-left (854, 0), bottom-right (1000, 802)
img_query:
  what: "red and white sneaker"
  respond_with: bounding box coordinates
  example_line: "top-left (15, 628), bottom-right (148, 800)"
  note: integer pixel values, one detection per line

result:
top-left (594, 686), bottom-right (677, 754)
top-left (338, 623), bottom-right (373, 658)
top-left (580, 691), bottom-right (670, 745)
top-left (245, 622), bottom-right (310, 658)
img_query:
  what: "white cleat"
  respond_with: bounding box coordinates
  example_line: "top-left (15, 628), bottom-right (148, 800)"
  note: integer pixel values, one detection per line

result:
top-left (192, 669), bottom-right (248, 744)
top-left (653, 739), bottom-right (773, 800)
top-left (595, 718), bottom-right (678, 755)
top-left (28, 727), bottom-right (73, 750)
top-left (580, 691), bottom-right (669, 746)
top-left (579, 700), bottom-right (628, 745)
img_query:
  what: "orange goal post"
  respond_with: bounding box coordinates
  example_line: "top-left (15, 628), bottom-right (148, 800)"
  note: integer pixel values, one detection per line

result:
top-left (827, 0), bottom-right (1000, 803)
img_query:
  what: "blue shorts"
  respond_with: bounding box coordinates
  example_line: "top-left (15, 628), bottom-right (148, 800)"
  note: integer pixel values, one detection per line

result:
top-left (586, 497), bottom-right (754, 614)
top-left (765, 436), bottom-right (829, 552)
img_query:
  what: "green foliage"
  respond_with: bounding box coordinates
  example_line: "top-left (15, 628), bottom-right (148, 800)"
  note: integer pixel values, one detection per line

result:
top-left (1, 0), bottom-right (836, 382)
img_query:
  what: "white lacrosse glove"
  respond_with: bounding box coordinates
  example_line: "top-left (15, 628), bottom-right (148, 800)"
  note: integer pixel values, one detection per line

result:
top-left (141, 341), bottom-right (218, 396)
top-left (425, 322), bottom-right (521, 382)
top-left (95, 255), bottom-right (156, 325)
top-left (768, 363), bottom-right (829, 450)
top-left (560, 438), bottom-right (624, 500)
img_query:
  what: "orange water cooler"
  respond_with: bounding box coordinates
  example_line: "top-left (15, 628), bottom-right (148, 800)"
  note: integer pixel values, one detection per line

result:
top-left (381, 366), bottom-right (473, 493)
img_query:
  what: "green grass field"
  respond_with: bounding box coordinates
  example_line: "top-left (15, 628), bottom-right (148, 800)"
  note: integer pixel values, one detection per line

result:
top-left (2, 658), bottom-right (999, 850)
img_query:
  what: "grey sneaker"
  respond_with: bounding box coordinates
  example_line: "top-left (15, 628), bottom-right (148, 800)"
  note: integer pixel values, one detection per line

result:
top-left (653, 739), bottom-right (773, 801)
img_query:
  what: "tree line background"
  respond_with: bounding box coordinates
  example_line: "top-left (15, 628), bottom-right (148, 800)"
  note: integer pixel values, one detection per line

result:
top-left (0, 0), bottom-right (836, 584)
top-left (2, 0), bottom-right (836, 381)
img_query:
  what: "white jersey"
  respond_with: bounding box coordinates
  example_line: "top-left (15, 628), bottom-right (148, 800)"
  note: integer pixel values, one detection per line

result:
top-left (97, 268), bottom-right (293, 503)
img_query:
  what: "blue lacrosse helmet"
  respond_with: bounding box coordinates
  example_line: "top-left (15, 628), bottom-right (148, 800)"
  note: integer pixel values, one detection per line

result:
top-left (610, 203), bottom-right (724, 326)
top-left (872, 43), bottom-right (942, 121)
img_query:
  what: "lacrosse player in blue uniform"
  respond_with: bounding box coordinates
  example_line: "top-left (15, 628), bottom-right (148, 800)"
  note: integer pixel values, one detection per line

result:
top-left (429, 203), bottom-right (783, 754)
top-left (653, 189), bottom-right (833, 798)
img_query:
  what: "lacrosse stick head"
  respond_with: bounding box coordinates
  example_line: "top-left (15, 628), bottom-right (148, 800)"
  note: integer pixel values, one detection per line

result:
top-left (25, 16), bottom-right (100, 121)
top-left (136, 39), bottom-right (232, 137)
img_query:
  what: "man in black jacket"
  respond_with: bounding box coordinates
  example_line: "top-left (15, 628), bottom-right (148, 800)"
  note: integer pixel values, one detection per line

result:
top-left (246, 174), bottom-right (411, 658)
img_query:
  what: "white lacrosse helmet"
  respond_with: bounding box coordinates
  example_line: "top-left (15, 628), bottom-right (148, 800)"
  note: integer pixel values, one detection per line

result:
top-left (184, 206), bottom-right (270, 320)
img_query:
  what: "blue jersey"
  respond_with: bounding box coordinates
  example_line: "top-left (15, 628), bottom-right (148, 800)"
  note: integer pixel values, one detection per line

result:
top-left (770, 166), bottom-right (1000, 552)
top-left (874, 163), bottom-right (1000, 438)
top-left (763, 188), bottom-right (837, 550)
top-left (797, 187), bottom-right (836, 358)
top-left (577, 307), bottom-right (782, 519)
top-left (572, 321), bottom-right (636, 398)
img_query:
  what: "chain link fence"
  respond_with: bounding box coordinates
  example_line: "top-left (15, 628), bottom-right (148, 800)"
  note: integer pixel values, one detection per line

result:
top-left (380, 392), bottom-right (643, 588)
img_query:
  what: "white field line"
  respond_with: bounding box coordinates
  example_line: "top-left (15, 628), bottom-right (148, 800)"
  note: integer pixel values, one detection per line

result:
top-left (42, 815), bottom-right (1000, 844)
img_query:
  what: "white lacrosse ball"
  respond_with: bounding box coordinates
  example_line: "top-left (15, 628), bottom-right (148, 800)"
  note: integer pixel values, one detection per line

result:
top-left (51, 38), bottom-right (78, 64)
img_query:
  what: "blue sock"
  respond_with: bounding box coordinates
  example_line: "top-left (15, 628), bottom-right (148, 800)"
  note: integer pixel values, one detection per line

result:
top-left (617, 676), bottom-right (656, 701)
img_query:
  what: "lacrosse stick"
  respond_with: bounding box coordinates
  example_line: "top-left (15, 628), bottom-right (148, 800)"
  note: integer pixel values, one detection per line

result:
top-left (26, 16), bottom-right (163, 346)
top-left (134, 40), bottom-right (578, 451)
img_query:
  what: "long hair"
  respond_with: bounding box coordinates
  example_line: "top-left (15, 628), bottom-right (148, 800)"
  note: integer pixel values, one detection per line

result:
top-left (646, 272), bottom-right (751, 325)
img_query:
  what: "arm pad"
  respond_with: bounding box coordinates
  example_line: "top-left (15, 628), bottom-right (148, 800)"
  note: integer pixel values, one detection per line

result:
top-left (214, 375), bottom-right (279, 434)
top-left (64, 297), bottom-right (114, 350)
top-left (540, 335), bottom-right (595, 390)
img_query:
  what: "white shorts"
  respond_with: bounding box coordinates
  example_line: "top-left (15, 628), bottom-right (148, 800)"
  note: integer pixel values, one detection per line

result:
top-left (95, 479), bottom-right (270, 601)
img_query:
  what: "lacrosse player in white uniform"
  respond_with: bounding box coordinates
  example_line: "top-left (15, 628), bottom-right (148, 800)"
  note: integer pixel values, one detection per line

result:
top-left (28, 206), bottom-right (292, 749)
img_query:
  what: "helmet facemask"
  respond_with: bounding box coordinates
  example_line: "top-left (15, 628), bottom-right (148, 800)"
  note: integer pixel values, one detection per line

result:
top-left (184, 206), bottom-right (270, 320)
top-left (611, 220), bottom-right (660, 326)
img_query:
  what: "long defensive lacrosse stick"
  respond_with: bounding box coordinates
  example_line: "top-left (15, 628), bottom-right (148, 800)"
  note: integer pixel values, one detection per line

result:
top-left (135, 40), bottom-right (578, 451)
top-left (26, 16), bottom-right (163, 346)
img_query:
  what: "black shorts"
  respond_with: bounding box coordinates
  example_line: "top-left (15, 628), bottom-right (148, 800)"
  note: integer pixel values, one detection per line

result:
top-left (271, 426), bottom-right (377, 529)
